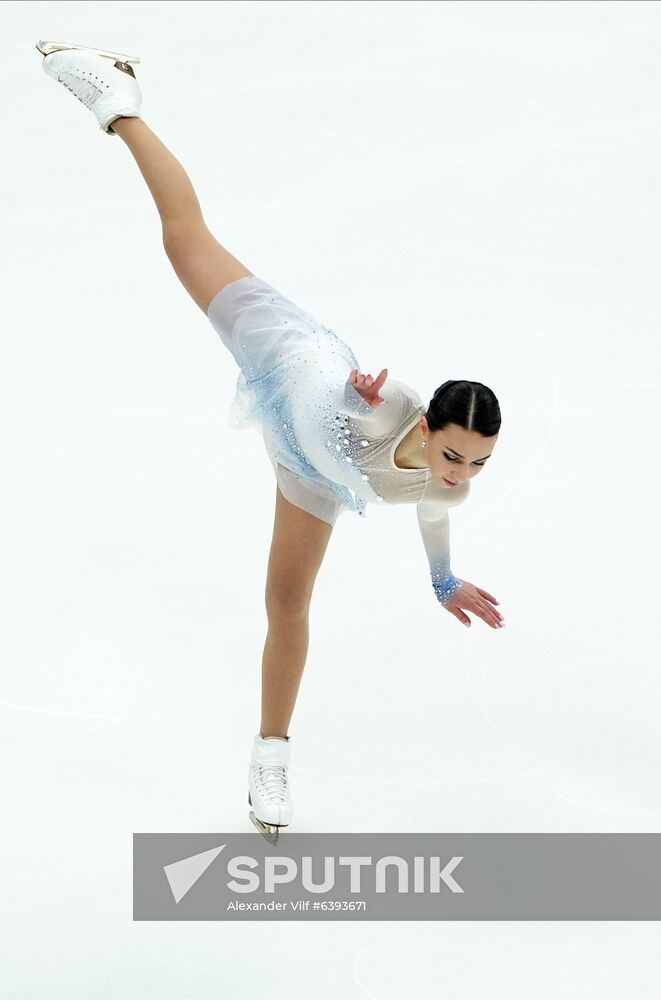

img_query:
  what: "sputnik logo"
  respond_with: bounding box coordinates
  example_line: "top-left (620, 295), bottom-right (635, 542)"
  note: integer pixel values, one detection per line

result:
top-left (164, 844), bottom-right (227, 904)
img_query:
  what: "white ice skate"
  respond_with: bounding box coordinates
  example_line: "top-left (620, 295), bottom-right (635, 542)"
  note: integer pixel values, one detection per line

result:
top-left (36, 40), bottom-right (142, 135)
top-left (248, 733), bottom-right (293, 845)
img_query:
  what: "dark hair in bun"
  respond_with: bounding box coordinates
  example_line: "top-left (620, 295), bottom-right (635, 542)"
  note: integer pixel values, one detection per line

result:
top-left (425, 380), bottom-right (501, 437)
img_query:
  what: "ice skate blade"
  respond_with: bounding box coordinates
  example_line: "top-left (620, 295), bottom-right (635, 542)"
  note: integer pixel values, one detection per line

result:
top-left (35, 40), bottom-right (141, 65)
top-left (249, 810), bottom-right (282, 845)
top-left (248, 791), bottom-right (288, 844)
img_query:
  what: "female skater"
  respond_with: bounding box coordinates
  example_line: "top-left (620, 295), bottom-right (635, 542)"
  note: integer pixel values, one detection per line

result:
top-left (36, 42), bottom-right (504, 842)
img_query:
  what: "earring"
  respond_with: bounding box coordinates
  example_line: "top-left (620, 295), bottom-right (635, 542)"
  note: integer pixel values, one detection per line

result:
top-left (420, 441), bottom-right (427, 448)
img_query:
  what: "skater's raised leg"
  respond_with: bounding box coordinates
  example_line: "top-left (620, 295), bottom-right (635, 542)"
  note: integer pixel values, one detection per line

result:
top-left (112, 117), bottom-right (253, 313)
top-left (38, 47), bottom-right (252, 312)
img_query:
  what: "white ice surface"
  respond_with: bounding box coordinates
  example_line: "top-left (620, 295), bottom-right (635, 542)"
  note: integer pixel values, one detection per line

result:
top-left (2, 0), bottom-right (661, 996)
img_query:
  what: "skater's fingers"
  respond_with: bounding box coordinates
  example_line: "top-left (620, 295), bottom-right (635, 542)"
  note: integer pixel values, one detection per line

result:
top-left (474, 587), bottom-right (504, 624)
top-left (475, 598), bottom-right (504, 629)
top-left (373, 368), bottom-right (388, 390)
top-left (453, 611), bottom-right (472, 628)
top-left (447, 587), bottom-right (501, 631)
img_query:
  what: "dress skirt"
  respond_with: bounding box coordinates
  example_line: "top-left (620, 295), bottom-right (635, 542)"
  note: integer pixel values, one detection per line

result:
top-left (207, 275), bottom-right (382, 519)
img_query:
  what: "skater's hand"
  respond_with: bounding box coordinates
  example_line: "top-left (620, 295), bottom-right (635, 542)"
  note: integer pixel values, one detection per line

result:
top-left (442, 581), bottom-right (505, 630)
top-left (349, 368), bottom-right (388, 407)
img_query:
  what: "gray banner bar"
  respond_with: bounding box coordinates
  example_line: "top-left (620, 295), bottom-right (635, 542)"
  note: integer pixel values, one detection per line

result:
top-left (133, 833), bottom-right (661, 920)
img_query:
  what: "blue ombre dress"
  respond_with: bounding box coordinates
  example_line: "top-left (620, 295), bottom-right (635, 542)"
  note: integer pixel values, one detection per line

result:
top-left (207, 275), bottom-right (470, 605)
top-left (207, 275), bottom-right (383, 518)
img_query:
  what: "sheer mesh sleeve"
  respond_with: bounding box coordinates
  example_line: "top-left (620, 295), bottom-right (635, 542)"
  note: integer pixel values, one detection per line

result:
top-left (416, 500), bottom-right (464, 605)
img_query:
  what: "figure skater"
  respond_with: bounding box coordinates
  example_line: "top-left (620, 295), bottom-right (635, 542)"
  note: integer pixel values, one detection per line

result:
top-left (36, 41), bottom-right (504, 842)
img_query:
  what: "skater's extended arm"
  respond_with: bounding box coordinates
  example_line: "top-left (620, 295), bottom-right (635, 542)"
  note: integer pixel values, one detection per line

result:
top-left (416, 501), bottom-right (463, 605)
top-left (417, 500), bottom-right (505, 630)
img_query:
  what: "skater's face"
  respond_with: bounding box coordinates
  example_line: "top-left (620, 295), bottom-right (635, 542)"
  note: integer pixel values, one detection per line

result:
top-left (421, 420), bottom-right (498, 489)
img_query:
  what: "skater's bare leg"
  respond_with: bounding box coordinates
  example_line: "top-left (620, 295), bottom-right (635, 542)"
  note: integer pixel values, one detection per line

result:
top-left (110, 118), bottom-right (328, 736)
top-left (112, 117), bottom-right (253, 313)
top-left (260, 612), bottom-right (311, 739)
top-left (261, 487), bottom-right (334, 737)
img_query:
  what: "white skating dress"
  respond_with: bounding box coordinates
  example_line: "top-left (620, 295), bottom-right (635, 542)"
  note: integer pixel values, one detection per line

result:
top-left (207, 275), bottom-right (469, 604)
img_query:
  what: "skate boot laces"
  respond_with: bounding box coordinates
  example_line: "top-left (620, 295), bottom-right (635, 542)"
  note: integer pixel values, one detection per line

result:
top-left (54, 67), bottom-right (108, 112)
top-left (255, 763), bottom-right (288, 803)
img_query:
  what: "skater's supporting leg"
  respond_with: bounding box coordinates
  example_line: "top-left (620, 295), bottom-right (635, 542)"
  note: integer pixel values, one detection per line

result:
top-left (261, 487), bottom-right (334, 737)
top-left (112, 117), bottom-right (253, 313)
